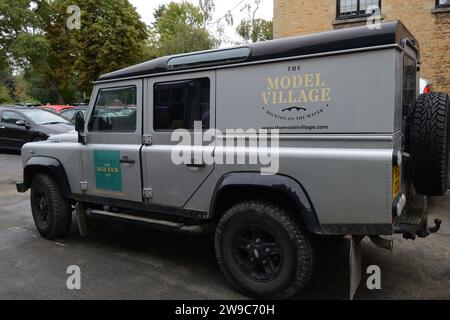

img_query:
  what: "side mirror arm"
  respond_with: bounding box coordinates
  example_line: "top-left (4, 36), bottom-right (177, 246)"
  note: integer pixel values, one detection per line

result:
top-left (78, 131), bottom-right (87, 145)
top-left (74, 111), bottom-right (87, 145)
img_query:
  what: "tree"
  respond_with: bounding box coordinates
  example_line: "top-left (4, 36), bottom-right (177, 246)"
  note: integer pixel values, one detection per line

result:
top-left (48, 0), bottom-right (149, 96)
top-left (0, 83), bottom-right (13, 104)
top-left (0, 0), bottom-right (149, 103)
top-left (0, 0), bottom-right (61, 103)
top-left (150, 1), bottom-right (219, 57)
top-left (236, 19), bottom-right (273, 43)
top-left (198, 0), bottom-right (215, 27)
top-left (235, 0), bottom-right (273, 43)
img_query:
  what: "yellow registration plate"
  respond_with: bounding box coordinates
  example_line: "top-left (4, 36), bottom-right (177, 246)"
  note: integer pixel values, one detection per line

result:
top-left (393, 165), bottom-right (401, 198)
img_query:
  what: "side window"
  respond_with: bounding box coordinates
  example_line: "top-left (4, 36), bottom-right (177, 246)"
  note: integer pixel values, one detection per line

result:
top-left (403, 56), bottom-right (416, 111)
top-left (88, 86), bottom-right (137, 132)
top-left (1, 111), bottom-right (25, 124)
top-left (154, 78), bottom-right (210, 131)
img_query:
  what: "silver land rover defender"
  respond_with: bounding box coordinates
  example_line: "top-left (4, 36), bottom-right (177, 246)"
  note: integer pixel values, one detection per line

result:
top-left (17, 21), bottom-right (449, 299)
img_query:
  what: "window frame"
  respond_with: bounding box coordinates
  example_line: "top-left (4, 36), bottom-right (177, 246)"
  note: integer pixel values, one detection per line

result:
top-left (436, 0), bottom-right (450, 8)
top-left (152, 77), bottom-right (211, 132)
top-left (336, 0), bottom-right (382, 20)
top-left (88, 85), bottom-right (138, 133)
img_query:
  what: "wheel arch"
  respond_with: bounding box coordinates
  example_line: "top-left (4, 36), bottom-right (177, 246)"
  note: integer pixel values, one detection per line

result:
top-left (210, 172), bottom-right (320, 233)
top-left (23, 157), bottom-right (72, 198)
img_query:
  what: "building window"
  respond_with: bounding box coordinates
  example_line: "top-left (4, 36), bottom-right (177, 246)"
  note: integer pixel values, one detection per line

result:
top-left (337, 0), bottom-right (381, 19)
top-left (436, 0), bottom-right (450, 8)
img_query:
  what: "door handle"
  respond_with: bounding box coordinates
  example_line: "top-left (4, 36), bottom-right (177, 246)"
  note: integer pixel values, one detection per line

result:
top-left (120, 157), bottom-right (136, 164)
top-left (186, 160), bottom-right (206, 168)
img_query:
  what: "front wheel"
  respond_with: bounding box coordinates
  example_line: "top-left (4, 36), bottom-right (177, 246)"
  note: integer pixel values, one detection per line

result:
top-left (30, 173), bottom-right (72, 239)
top-left (215, 201), bottom-right (314, 299)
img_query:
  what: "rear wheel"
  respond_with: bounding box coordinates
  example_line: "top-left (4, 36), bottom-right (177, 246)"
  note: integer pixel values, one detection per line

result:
top-left (215, 201), bottom-right (314, 299)
top-left (30, 173), bottom-right (72, 239)
top-left (410, 93), bottom-right (450, 196)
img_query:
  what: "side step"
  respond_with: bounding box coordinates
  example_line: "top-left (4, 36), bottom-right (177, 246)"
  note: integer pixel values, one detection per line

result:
top-left (88, 209), bottom-right (184, 228)
top-left (76, 206), bottom-right (214, 236)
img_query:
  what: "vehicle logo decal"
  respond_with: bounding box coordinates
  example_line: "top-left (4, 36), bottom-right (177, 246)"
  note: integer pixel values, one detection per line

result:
top-left (260, 68), bottom-right (331, 127)
top-left (93, 150), bottom-right (123, 191)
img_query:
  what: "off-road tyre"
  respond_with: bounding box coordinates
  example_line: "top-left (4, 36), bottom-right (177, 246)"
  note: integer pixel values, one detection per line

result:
top-left (30, 173), bottom-right (72, 239)
top-left (410, 92), bottom-right (450, 196)
top-left (215, 200), bottom-right (314, 299)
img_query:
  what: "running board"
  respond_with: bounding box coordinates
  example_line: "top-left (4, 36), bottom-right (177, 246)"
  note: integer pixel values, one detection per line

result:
top-left (86, 209), bottom-right (213, 234)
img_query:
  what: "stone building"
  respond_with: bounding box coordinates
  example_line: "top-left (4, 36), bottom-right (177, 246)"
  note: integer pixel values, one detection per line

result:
top-left (273, 0), bottom-right (450, 93)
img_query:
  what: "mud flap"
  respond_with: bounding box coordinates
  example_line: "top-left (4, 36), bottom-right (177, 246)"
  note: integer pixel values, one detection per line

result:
top-left (349, 235), bottom-right (363, 300)
top-left (75, 202), bottom-right (90, 237)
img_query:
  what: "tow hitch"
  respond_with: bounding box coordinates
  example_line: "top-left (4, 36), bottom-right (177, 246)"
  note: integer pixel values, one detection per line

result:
top-left (394, 218), bottom-right (442, 240)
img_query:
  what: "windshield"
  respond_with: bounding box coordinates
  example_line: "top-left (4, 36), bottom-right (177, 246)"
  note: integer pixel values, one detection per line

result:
top-left (22, 109), bottom-right (71, 125)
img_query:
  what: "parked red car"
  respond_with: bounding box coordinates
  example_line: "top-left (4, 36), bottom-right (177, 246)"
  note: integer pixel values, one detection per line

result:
top-left (40, 105), bottom-right (75, 113)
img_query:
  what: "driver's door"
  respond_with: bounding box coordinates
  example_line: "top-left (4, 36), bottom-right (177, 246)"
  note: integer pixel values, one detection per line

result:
top-left (79, 80), bottom-right (143, 202)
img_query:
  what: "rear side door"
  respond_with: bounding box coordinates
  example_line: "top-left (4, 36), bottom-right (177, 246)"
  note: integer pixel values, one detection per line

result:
top-left (0, 111), bottom-right (32, 148)
top-left (79, 80), bottom-right (143, 202)
top-left (142, 72), bottom-right (215, 208)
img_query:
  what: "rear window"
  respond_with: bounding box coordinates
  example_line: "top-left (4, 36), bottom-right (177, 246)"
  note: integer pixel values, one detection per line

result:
top-left (20, 109), bottom-right (70, 125)
top-left (403, 56), bottom-right (417, 113)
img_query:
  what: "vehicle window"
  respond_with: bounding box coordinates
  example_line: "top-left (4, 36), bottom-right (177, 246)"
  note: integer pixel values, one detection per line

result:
top-left (337, 0), bottom-right (381, 19)
top-left (21, 109), bottom-right (70, 124)
top-left (403, 56), bottom-right (416, 112)
top-left (89, 86), bottom-right (137, 132)
top-left (1, 111), bottom-right (26, 124)
top-left (61, 109), bottom-right (77, 120)
top-left (437, 0), bottom-right (450, 8)
top-left (154, 78), bottom-right (210, 131)
top-left (167, 48), bottom-right (250, 70)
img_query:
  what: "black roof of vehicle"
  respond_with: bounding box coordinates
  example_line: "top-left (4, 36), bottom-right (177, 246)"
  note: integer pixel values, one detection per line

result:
top-left (98, 21), bottom-right (416, 82)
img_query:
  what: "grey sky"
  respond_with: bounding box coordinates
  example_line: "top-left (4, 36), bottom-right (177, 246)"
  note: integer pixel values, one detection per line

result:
top-left (128, 0), bottom-right (273, 46)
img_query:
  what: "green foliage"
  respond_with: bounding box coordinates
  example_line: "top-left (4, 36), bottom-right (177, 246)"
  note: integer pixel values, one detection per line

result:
top-left (198, 0), bottom-right (215, 27)
top-left (0, 83), bottom-right (13, 104)
top-left (12, 33), bottom-right (50, 70)
top-left (235, 0), bottom-right (273, 43)
top-left (236, 18), bottom-right (273, 43)
top-left (150, 1), bottom-right (219, 56)
top-left (69, 0), bottom-right (148, 93)
top-left (0, 0), bottom-right (148, 103)
top-left (0, 0), bottom-right (220, 104)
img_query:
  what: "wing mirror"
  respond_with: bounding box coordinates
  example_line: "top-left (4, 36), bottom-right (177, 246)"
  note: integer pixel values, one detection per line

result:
top-left (75, 111), bottom-right (85, 132)
top-left (15, 120), bottom-right (27, 127)
top-left (74, 111), bottom-right (87, 144)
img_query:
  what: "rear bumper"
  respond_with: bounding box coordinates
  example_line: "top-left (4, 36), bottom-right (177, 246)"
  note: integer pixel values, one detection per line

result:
top-left (16, 181), bottom-right (28, 193)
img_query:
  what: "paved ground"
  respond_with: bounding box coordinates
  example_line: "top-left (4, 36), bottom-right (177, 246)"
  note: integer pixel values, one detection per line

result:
top-left (0, 152), bottom-right (449, 300)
